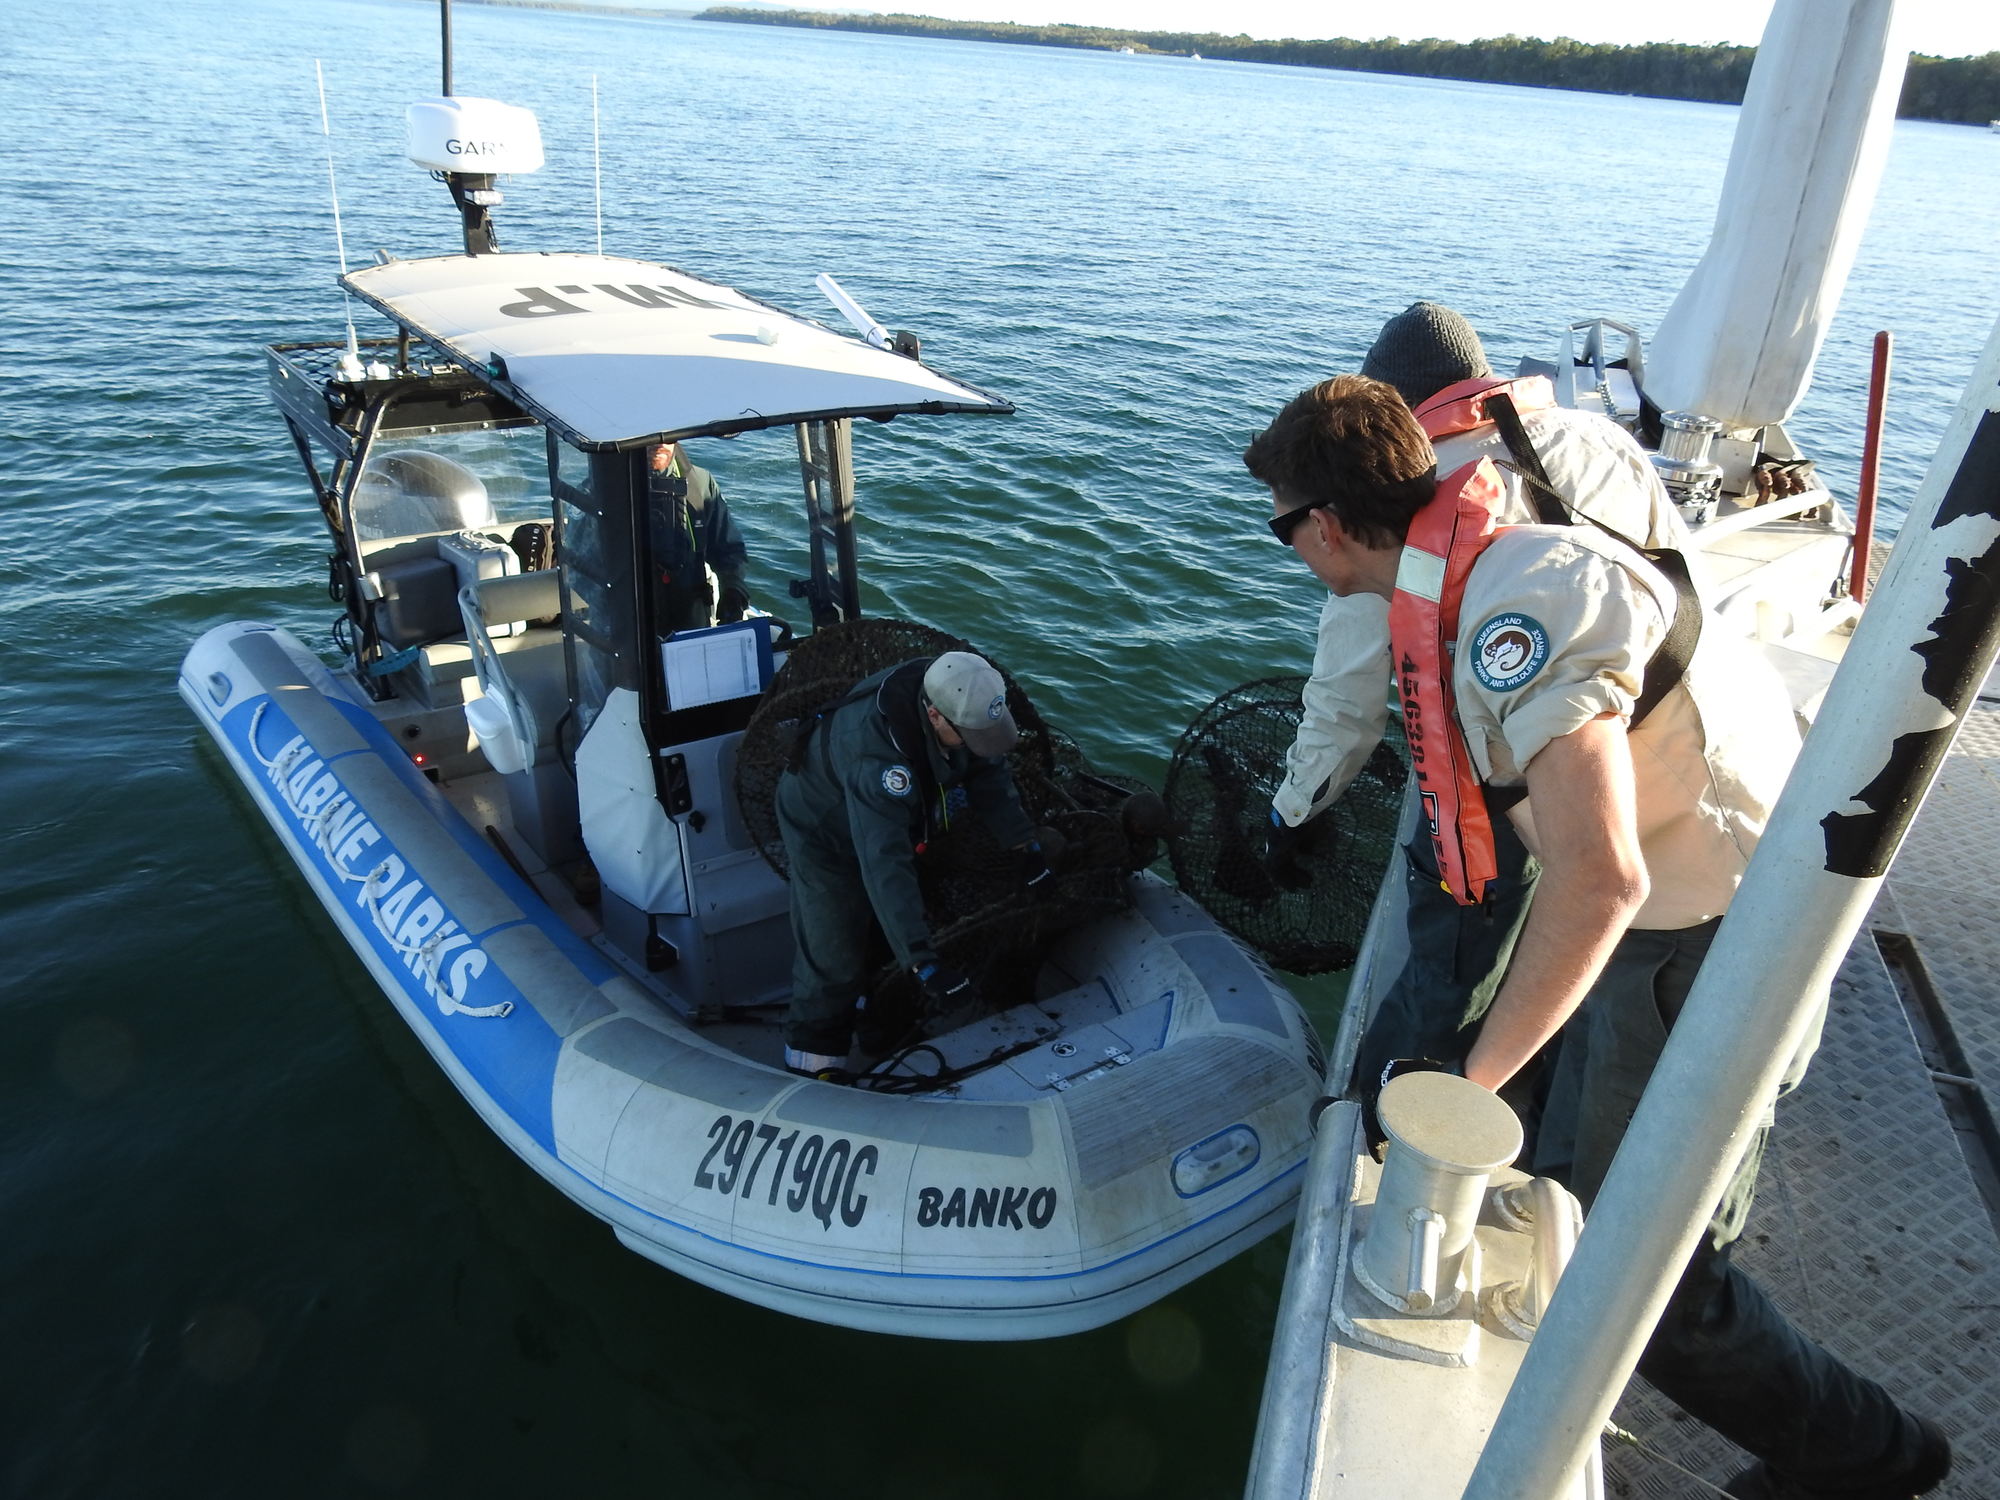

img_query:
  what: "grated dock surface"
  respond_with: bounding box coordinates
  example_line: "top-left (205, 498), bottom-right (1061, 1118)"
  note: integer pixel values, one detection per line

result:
top-left (1876, 704), bottom-right (2000, 1101)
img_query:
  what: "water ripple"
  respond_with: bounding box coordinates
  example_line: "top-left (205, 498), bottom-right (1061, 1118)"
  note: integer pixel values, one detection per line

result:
top-left (4, 3), bottom-right (1997, 1494)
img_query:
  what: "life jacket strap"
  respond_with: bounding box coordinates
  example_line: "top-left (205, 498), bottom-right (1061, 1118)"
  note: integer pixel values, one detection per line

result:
top-left (1413, 374), bottom-right (1558, 442)
top-left (1483, 391), bottom-right (1702, 729)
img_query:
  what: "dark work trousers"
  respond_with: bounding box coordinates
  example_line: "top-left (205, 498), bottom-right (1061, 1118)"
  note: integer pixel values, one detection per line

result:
top-left (1537, 919), bottom-right (1921, 1485)
top-left (775, 787), bottom-right (882, 1056)
top-left (1350, 813), bottom-right (1540, 1110)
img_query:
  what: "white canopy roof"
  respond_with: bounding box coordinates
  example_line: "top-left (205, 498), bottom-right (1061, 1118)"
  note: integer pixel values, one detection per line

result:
top-left (341, 252), bottom-right (1011, 448)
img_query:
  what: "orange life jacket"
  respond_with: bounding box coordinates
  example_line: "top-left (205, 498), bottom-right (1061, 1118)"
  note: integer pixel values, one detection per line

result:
top-left (1391, 380), bottom-right (1701, 904)
top-left (1413, 374), bottom-right (1560, 445)
top-left (1390, 375), bottom-right (1567, 906)
top-left (1388, 457), bottom-right (1513, 907)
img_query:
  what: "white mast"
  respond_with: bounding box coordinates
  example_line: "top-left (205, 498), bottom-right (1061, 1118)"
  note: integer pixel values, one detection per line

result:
top-left (1645, 0), bottom-right (1910, 427)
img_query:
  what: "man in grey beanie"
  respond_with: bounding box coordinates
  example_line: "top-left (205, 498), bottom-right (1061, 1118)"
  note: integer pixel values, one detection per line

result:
top-left (1262, 302), bottom-right (1693, 1104)
top-left (1359, 301), bottom-right (1493, 403)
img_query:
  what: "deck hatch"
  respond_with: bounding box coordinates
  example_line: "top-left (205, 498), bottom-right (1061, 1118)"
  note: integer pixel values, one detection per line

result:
top-left (1066, 1036), bottom-right (1299, 1191)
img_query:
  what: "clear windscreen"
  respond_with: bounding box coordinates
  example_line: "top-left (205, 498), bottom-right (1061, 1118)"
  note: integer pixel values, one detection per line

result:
top-left (350, 427), bottom-right (553, 545)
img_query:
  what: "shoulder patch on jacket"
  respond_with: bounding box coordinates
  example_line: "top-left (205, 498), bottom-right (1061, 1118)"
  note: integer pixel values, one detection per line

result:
top-left (880, 765), bottom-right (913, 797)
top-left (1470, 613), bottom-right (1550, 692)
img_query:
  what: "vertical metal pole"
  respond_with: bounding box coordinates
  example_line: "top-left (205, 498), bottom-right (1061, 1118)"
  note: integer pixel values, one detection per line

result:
top-left (795, 422), bottom-right (833, 623)
top-left (793, 421), bottom-right (862, 626)
top-left (1465, 310), bottom-right (2000, 1499)
top-left (440, 0), bottom-right (454, 96)
top-left (827, 418), bottom-right (861, 622)
top-left (592, 74), bottom-right (604, 257)
top-left (1245, 1102), bottom-right (1366, 1500)
top-left (1851, 330), bottom-right (1893, 601)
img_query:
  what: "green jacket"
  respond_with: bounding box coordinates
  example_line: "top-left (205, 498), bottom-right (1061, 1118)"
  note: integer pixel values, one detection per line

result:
top-left (650, 456), bottom-right (749, 633)
top-left (777, 659), bottom-right (1036, 972)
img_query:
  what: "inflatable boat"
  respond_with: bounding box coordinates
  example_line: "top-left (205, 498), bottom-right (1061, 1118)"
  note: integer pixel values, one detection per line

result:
top-left (179, 82), bottom-right (1324, 1339)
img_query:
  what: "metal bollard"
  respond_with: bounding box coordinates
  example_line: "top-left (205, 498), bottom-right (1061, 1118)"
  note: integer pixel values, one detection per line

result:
top-left (1357, 1072), bottom-right (1523, 1313)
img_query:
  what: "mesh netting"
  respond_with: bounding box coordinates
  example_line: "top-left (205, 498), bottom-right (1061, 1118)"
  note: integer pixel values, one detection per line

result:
top-left (1163, 676), bottom-right (1408, 975)
top-left (733, 618), bottom-right (1166, 1034)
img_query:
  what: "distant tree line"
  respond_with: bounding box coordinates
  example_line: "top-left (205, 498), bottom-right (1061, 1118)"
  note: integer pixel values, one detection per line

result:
top-left (696, 9), bottom-right (2000, 125)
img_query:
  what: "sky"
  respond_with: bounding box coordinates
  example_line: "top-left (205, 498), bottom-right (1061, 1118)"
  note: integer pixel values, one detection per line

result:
top-left (713, 1), bottom-right (2000, 57)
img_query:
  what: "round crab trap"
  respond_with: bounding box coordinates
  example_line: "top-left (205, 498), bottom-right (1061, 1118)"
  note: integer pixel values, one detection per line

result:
top-left (1162, 676), bottom-right (1408, 975)
top-left (732, 618), bottom-right (1168, 1030)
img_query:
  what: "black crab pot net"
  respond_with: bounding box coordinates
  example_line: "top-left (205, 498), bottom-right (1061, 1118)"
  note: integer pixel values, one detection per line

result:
top-left (733, 618), bottom-right (1167, 1033)
top-left (1163, 676), bottom-right (1408, 976)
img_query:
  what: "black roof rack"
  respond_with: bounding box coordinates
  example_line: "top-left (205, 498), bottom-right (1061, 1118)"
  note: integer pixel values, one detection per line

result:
top-left (267, 335), bottom-right (534, 460)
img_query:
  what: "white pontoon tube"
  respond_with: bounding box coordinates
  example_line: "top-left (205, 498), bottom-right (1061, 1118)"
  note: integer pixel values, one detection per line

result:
top-left (1644, 0), bottom-right (1909, 427)
top-left (1464, 311), bottom-right (2000, 1499)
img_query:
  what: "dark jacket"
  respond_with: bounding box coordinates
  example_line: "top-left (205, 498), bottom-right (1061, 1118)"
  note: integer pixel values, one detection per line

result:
top-left (776, 659), bottom-right (1035, 971)
top-left (650, 455), bottom-right (748, 633)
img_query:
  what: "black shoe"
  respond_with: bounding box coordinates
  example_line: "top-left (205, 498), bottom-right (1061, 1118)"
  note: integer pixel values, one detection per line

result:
top-left (1723, 1415), bottom-right (1950, 1499)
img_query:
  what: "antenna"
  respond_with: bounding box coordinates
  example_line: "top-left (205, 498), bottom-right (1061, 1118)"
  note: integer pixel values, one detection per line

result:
top-left (315, 60), bottom-right (367, 381)
top-left (407, 0), bottom-right (543, 257)
top-left (440, 0), bottom-right (454, 95)
top-left (592, 74), bottom-right (604, 257)
top-left (815, 273), bottom-right (892, 350)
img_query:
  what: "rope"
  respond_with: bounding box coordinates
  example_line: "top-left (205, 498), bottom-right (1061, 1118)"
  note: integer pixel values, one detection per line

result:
top-left (246, 702), bottom-right (513, 1019)
top-left (1601, 1420), bottom-right (1738, 1499)
top-left (850, 1036), bottom-right (1047, 1095)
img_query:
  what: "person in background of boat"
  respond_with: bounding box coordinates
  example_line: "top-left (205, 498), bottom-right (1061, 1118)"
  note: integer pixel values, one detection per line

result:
top-left (648, 441), bottom-right (750, 633)
top-left (1266, 301), bottom-right (1692, 1115)
top-left (1243, 376), bottom-right (1950, 1500)
top-left (776, 651), bottom-right (1051, 1080)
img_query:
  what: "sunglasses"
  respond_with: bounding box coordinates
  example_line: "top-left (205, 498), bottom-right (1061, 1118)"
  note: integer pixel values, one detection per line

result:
top-left (1268, 499), bottom-right (1332, 545)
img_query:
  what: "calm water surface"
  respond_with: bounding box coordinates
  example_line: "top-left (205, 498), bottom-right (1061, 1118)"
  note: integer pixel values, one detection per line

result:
top-left (3, 2), bottom-right (1997, 1495)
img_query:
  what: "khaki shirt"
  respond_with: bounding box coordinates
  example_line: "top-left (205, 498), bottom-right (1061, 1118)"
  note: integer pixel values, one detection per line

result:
top-left (1276, 406), bottom-right (1693, 825)
top-left (1446, 526), bottom-right (1799, 930)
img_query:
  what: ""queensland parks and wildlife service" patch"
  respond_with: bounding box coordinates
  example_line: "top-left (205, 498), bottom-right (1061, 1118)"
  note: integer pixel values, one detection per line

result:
top-left (1470, 613), bottom-right (1550, 693)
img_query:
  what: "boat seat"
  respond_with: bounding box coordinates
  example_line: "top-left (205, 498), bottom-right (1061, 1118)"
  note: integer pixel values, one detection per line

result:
top-left (412, 628), bottom-right (563, 707)
top-left (460, 570), bottom-right (570, 776)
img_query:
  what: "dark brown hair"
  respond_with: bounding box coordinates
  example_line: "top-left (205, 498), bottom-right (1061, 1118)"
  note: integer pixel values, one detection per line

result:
top-left (1243, 375), bottom-right (1438, 549)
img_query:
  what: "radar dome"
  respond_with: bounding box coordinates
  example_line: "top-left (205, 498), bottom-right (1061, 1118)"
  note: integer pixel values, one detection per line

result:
top-left (405, 96), bottom-right (544, 175)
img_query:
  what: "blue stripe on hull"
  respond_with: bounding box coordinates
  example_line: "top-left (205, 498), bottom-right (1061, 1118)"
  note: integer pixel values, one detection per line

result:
top-left (187, 650), bottom-right (1315, 1328)
top-left (215, 687), bottom-right (593, 1154)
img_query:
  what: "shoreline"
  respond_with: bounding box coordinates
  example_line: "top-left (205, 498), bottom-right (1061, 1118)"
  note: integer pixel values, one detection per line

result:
top-left (693, 7), bottom-right (2000, 127)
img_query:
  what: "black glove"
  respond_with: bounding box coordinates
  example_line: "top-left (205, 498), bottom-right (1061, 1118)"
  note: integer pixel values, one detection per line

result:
top-left (1017, 840), bottom-right (1054, 898)
top-left (1361, 1056), bottom-right (1461, 1154)
top-left (915, 962), bottom-right (976, 1011)
top-left (717, 583), bottom-right (750, 624)
top-left (1263, 808), bottom-right (1315, 891)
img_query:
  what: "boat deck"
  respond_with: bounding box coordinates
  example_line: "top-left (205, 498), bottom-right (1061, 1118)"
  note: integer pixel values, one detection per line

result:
top-left (1603, 703), bottom-right (2000, 1497)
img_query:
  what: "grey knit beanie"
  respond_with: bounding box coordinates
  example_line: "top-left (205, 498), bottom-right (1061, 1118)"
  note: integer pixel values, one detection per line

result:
top-left (1359, 302), bottom-right (1492, 406)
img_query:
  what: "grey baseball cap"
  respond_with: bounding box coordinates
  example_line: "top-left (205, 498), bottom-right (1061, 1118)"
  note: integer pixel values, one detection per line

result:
top-left (1360, 302), bottom-right (1492, 406)
top-left (923, 651), bottom-right (1020, 757)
